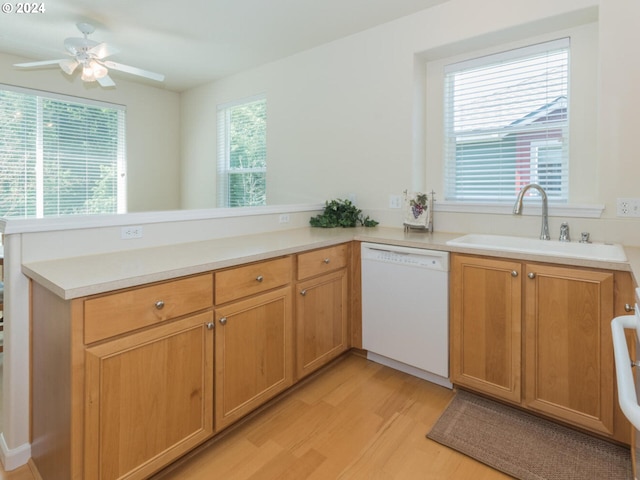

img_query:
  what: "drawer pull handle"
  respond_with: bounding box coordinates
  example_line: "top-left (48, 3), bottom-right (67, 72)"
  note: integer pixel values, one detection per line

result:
top-left (300, 289), bottom-right (307, 296)
top-left (323, 258), bottom-right (330, 264)
top-left (511, 270), bottom-right (518, 277)
top-left (206, 322), bottom-right (215, 330)
top-left (155, 300), bottom-right (165, 310)
top-left (528, 272), bottom-right (536, 279)
top-left (219, 317), bottom-right (227, 326)
top-left (256, 275), bottom-right (264, 282)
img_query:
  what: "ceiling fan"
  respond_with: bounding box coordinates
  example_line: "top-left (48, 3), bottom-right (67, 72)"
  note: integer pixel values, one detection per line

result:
top-left (13, 22), bottom-right (165, 87)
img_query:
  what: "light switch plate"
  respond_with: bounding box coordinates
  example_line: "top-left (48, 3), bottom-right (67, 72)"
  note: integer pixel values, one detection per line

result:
top-left (389, 194), bottom-right (402, 209)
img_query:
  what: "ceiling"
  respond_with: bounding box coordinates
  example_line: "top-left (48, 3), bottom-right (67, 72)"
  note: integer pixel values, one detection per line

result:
top-left (0, 0), bottom-right (448, 92)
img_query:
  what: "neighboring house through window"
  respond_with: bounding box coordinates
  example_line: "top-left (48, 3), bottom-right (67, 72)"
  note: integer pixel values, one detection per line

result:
top-left (217, 95), bottom-right (267, 207)
top-left (0, 85), bottom-right (126, 218)
top-left (443, 38), bottom-right (569, 203)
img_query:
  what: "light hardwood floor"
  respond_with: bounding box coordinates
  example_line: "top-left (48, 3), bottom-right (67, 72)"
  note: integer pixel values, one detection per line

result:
top-left (154, 353), bottom-right (511, 480)
top-left (1, 353), bottom-right (512, 480)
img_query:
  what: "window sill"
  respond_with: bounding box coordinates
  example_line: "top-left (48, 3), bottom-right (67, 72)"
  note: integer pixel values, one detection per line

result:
top-left (434, 201), bottom-right (604, 219)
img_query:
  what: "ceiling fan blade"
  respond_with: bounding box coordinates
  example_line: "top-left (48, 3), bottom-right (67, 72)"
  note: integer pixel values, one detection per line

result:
top-left (103, 61), bottom-right (165, 82)
top-left (88, 42), bottom-right (120, 60)
top-left (14, 59), bottom-right (67, 68)
top-left (97, 74), bottom-right (116, 88)
top-left (59, 59), bottom-right (79, 75)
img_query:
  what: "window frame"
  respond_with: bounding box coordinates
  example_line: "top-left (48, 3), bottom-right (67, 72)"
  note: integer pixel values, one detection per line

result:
top-left (216, 94), bottom-right (267, 208)
top-left (442, 38), bottom-right (570, 204)
top-left (0, 84), bottom-right (127, 218)
top-left (423, 23), bottom-right (602, 218)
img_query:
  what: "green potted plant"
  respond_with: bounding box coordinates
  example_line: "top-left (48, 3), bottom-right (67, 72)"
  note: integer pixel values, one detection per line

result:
top-left (310, 199), bottom-right (378, 228)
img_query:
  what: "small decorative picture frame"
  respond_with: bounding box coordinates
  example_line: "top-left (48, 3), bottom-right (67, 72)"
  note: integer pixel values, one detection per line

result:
top-left (403, 190), bottom-right (430, 230)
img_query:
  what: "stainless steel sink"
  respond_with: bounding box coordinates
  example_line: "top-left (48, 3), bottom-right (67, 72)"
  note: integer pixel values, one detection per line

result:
top-left (446, 233), bottom-right (627, 262)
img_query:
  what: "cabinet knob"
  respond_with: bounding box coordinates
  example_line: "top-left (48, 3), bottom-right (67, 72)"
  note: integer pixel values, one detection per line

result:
top-left (206, 322), bottom-right (215, 330)
top-left (511, 270), bottom-right (518, 277)
top-left (219, 317), bottom-right (227, 326)
top-left (323, 258), bottom-right (330, 264)
top-left (154, 300), bottom-right (165, 310)
top-left (256, 275), bottom-right (264, 282)
top-left (625, 304), bottom-right (636, 313)
top-left (300, 289), bottom-right (307, 296)
top-left (528, 272), bottom-right (536, 279)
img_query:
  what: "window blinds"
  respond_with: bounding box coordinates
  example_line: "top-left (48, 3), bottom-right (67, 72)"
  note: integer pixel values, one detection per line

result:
top-left (443, 38), bottom-right (570, 202)
top-left (217, 95), bottom-right (267, 208)
top-left (0, 86), bottom-right (126, 218)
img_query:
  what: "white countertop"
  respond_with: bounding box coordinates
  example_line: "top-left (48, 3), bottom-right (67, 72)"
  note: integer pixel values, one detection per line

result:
top-left (22, 226), bottom-right (640, 300)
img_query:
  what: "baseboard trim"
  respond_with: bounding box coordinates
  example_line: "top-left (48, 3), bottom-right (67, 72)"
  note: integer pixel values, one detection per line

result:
top-left (0, 432), bottom-right (31, 471)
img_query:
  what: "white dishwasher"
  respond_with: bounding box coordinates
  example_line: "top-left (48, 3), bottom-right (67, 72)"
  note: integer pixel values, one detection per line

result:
top-left (361, 242), bottom-right (451, 388)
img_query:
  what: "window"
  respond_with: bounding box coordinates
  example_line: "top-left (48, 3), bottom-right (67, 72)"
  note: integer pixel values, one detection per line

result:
top-left (443, 38), bottom-right (569, 202)
top-left (217, 95), bottom-right (267, 207)
top-left (0, 85), bottom-right (126, 218)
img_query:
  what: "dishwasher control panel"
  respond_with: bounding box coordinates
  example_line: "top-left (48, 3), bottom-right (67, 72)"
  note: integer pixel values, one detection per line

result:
top-left (361, 243), bottom-right (449, 271)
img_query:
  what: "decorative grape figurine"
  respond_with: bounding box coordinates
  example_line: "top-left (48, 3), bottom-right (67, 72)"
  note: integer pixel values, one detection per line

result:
top-left (410, 193), bottom-right (428, 219)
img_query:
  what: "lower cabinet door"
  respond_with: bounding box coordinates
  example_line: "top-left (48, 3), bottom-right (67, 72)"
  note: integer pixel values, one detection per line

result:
top-left (524, 263), bottom-right (615, 435)
top-left (296, 269), bottom-right (349, 379)
top-left (215, 286), bottom-right (293, 431)
top-left (84, 311), bottom-right (214, 480)
top-left (450, 254), bottom-right (523, 403)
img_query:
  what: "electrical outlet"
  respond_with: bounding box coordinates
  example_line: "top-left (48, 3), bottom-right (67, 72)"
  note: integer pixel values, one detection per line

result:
top-left (617, 198), bottom-right (630, 216)
top-left (279, 214), bottom-right (290, 224)
top-left (389, 194), bottom-right (402, 209)
top-left (121, 225), bottom-right (143, 239)
top-left (616, 198), bottom-right (640, 217)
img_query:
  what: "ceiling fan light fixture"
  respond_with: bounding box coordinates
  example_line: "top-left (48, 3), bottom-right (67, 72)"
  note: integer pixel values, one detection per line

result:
top-left (91, 61), bottom-right (108, 79)
top-left (14, 22), bottom-right (164, 88)
top-left (81, 66), bottom-right (96, 82)
top-left (80, 61), bottom-right (108, 82)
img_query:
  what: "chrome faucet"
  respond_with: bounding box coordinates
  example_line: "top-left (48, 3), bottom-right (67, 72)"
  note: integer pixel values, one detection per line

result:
top-left (513, 183), bottom-right (550, 240)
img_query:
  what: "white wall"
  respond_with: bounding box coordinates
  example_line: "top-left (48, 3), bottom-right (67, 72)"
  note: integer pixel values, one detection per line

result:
top-left (0, 51), bottom-right (182, 212)
top-left (181, 0), bottom-right (640, 245)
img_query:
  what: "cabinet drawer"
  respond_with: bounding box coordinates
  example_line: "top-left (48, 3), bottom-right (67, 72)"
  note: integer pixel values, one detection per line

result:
top-left (215, 256), bottom-right (292, 305)
top-left (297, 244), bottom-right (348, 280)
top-left (84, 274), bottom-right (213, 344)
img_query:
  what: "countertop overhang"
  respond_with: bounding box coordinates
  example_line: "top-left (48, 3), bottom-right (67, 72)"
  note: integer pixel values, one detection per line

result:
top-left (22, 227), bottom-right (640, 300)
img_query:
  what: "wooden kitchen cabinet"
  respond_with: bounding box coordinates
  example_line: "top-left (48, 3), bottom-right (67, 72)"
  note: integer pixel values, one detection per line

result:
top-left (295, 244), bottom-right (350, 379)
top-left (214, 257), bottom-right (294, 431)
top-left (31, 273), bottom-right (214, 480)
top-left (84, 310), bottom-right (214, 480)
top-left (524, 263), bottom-right (615, 436)
top-left (451, 253), bottom-right (627, 442)
top-left (450, 255), bottom-right (523, 403)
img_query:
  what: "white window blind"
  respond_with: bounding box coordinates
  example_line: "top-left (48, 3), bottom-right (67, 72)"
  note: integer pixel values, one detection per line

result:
top-left (217, 95), bottom-right (266, 208)
top-left (443, 38), bottom-right (570, 202)
top-left (0, 85), bottom-right (126, 218)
